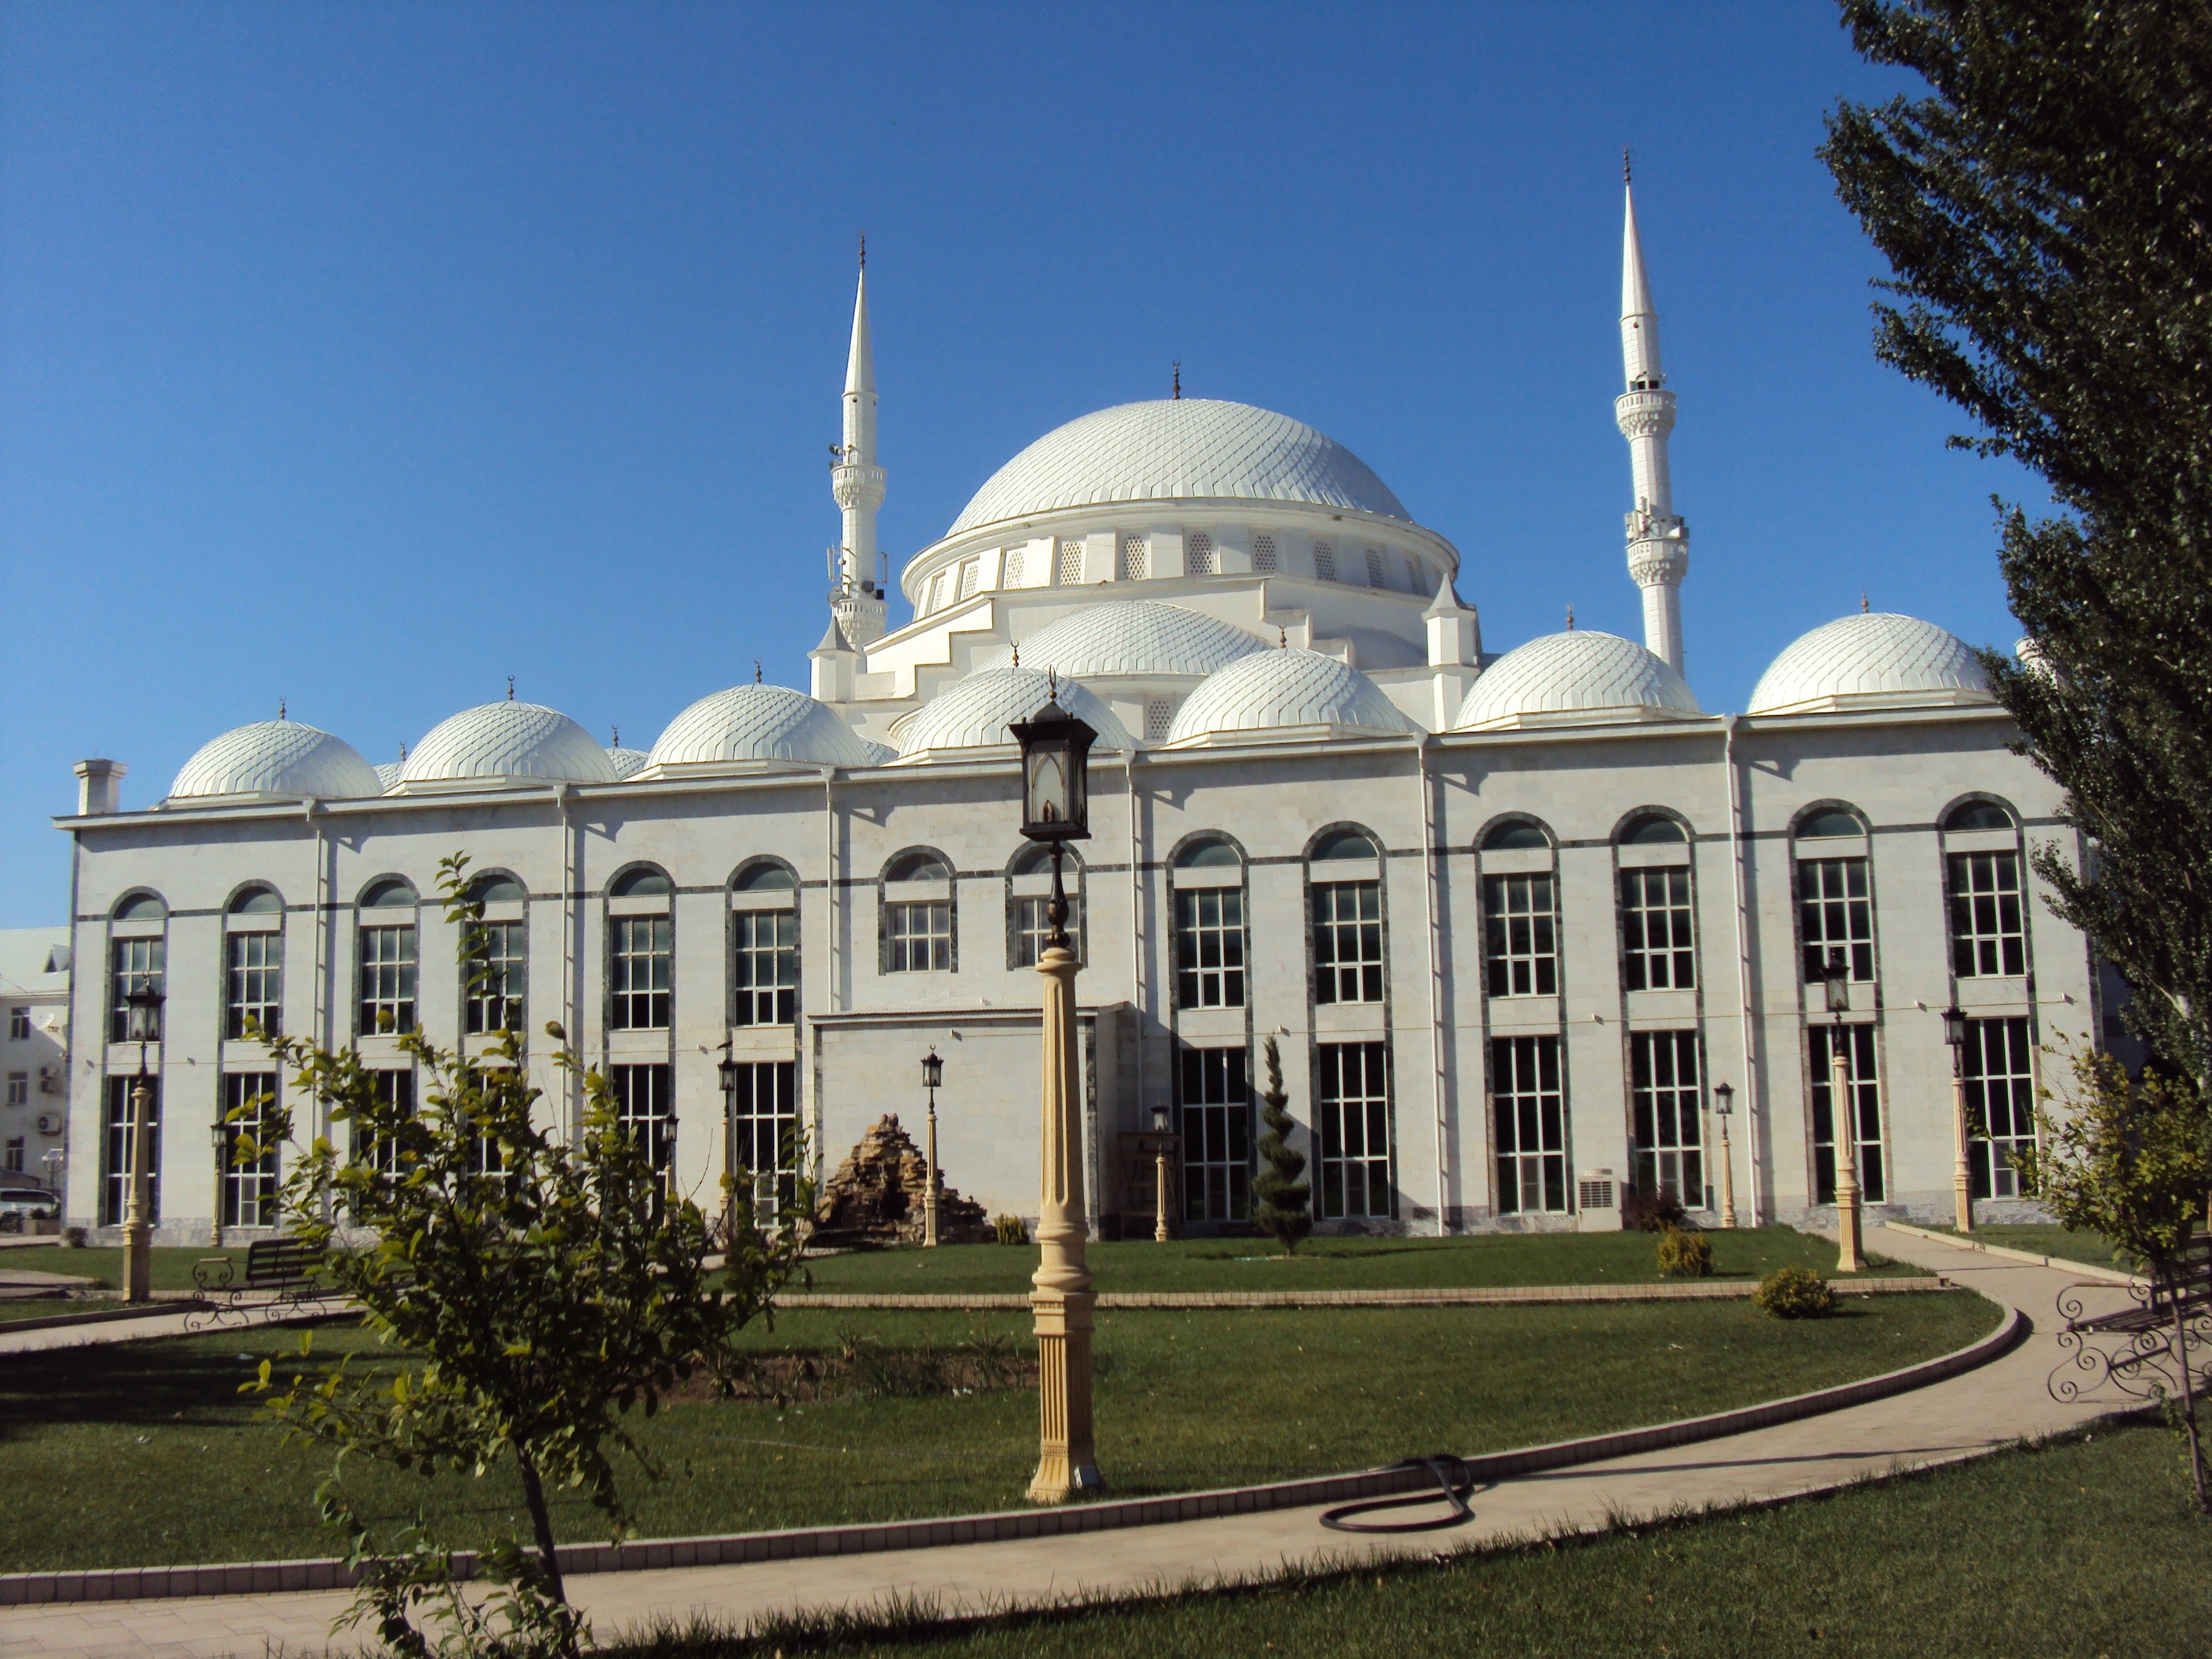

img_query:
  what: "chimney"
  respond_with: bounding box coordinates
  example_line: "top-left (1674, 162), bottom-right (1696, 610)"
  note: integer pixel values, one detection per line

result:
top-left (74, 759), bottom-right (125, 816)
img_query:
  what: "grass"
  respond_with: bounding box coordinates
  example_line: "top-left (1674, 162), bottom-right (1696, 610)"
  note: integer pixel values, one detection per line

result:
top-left (605, 1419), bottom-right (2211, 1659)
top-left (797, 1226), bottom-right (1916, 1296)
top-left (0, 1244), bottom-right (241, 1293)
top-left (1929, 1222), bottom-right (2135, 1271)
top-left (0, 1292), bottom-right (1995, 1574)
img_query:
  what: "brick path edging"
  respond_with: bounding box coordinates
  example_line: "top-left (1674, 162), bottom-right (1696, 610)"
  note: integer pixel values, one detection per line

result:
top-left (777, 1278), bottom-right (1952, 1312)
top-left (1880, 1221), bottom-right (2137, 1286)
top-left (0, 1300), bottom-right (2023, 1607)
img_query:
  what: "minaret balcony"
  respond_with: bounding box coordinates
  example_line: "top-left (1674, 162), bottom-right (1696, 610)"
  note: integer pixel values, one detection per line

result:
top-left (832, 463), bottom-right (886, 512)
top-left (1613, 386), bottom-right (1677, 440)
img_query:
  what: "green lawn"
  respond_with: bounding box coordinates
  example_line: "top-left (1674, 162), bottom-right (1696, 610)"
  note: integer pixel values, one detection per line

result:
top-left (0, 1290), bottom-right (1994, 1574)
top-left (1931, 1222), bottom-right (2135, 1271)
top-left (0, 1244), bottom-right (241, 1293)
top-left (611, 1419), bottom-right (2208, 1659)
top-left (797, 1226), bottom-right (1915, 1295)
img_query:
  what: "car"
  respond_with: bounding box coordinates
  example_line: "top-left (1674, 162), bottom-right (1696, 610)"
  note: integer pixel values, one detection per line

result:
top-left (0, 1187), bottom-right (59, 1232)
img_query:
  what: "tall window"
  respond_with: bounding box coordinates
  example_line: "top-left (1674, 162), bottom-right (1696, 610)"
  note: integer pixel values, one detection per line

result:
top-left (1948, 851), bottom-right (2026, 977)
top-left (225, 932), bottom-right (283, 1039)
top-left (734, 910), bottom-right (797, 1024)
top-left (1798, 858), bottom-right (1874, 983)
top-left (1313, 539), bottom-right (1337, 582)
top-left (726, 1059), bottom-right (799, 1213)
top-left (1188, 531), bottom-right (1216, 575)
top-left (1252, 533), bottom-right (1279, 572)
top-left (358, 925), bottom-right (417, 1034)
top-left (613, 1063), bottom-right (676, 1203)
top-left (221, 1072), bottom-right (281, 1228)
top-left (1178, 1046), bottom-right (1252, 1223)
top-left (1312, 880), bottom-right (1384, 1004)
top-left (1492, 1035), bottom-right (1565, 1214)
top-left (611, 916), bottom-right (672, 1028)
top-left (1002, 547), bottom-right (1026, 587)
top-left (1175, 888), bottom-right (1245, 1008)
top-left (1483, 874), bottom-right (1558, 997)
top-left (1055, 538), bottom-right (1084, 585)
top-left (356, 1070), bottom-right (415, 1176)
top-left (1316, 1042), bottom-right (1392, 1219)
top-left (885, 900), bottom-right (953, 972)
top-left (1621, 868), bottom-right (1695, 991)
top-left (5, 1075), bottom-right (25, 1107)
top-left (9, 1006), bottom-right (28, 1040)
top-left (101, 1076), bottom-right (159, 1225)
top-left (1966, 1016), bottom-right (2037, 1199)
top-left (464, 921), bottom-right (526, 1034)
top-left (1119, 533), bottom-right (1147, 581)
top-left (1809, 1023), bottom-right (1884, 1203)
top-left (109, 937), bottom-right (164, 1042)
top-left (1630, 1031), bottom-right (1702, 1206)
top-left (956, 559), bottom-right (980, 600)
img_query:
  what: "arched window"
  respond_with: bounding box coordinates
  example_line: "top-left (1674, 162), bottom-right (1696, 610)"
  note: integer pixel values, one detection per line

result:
top-left (1482, 820), bottom-right (1549, 851)
top-left (224, 888), bottom-right (284, 1041)
top-left (609, 867), bottom-right (672, 898)
top-left (1793, 808), bottom-right (1872, 985)
top-left (1943, 799), bottom-right (2014, 832)
top-left (882, 849), bottom-right (954, 974)
top-left (468, 874), bottom-right (526, 903)
top-left (361, 878), bottom-right (417, 908)
top-left (1797, 808), bottom-right (1864, 840)
top-left (356, 880), bottom-right (418, 1034)
top-left (1008, 843), bottom-right (1083, 968)
top-left (731, 860), bottom-right (799, 1026)
top-left (228, 886), bottom-right (283, 914)
top-left (1312, 827), bottom-right (1380, 861)
top-left (608, 866), bottom-right (673, 1030)
top-left (1619, 814), bottom-right (1686, 845)
top-left (1175, 837), bottom-right (1241, 869)
top-left (1308, 826), bottom-right (1384, 1005)
top-left (462, 874), bottom-right (526, 1036)
top-left (114, 893), bottom-right (166, 921)
top-left (1170, 836), bottom-right (1245, 1008)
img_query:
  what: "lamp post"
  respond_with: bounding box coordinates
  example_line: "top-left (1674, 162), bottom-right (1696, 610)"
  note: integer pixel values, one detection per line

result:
top-left (121, 985), bottom-right (164, 1302)
top-left (1712, 1081), bottom-right (1738, 1230)
top-left (209, 1119), bottom-right (228, 1249)
top-left (1823, 952), bottom-right (1863, 1274)
top-left (1150, 1104), bottom-right (1173, 1243)
top-left (1010, 686), bottom-right (1104, 1502)
top-left (920, 1048), bottom-right (943, 1248)
top-left (716, 1037), bottom-right (742, 1234)
top-left (1942, 1005), bottom-right (1973, 1234)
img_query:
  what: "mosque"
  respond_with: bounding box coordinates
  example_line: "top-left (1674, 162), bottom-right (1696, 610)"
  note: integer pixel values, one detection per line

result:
top-left (55, 187), bottom-right (2088, 1244)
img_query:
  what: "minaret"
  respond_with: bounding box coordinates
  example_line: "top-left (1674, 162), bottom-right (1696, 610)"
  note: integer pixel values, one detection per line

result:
top-left (829, 242), bottom-right (888, 648)
top-left (1615, 167), bottom-right (1689, 674)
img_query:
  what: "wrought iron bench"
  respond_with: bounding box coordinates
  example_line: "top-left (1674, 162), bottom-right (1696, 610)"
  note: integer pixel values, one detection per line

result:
top-left (190, 1236), bottom-right (326, 1326)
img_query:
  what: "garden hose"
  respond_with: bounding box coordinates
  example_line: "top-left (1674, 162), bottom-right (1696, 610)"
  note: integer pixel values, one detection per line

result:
top-left (1318, 1455), bottom-right (1478, 1533)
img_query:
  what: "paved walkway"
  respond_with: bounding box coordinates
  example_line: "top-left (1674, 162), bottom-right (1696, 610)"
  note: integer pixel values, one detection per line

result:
top-left (0, 1228), bottom-right (2136, 1659)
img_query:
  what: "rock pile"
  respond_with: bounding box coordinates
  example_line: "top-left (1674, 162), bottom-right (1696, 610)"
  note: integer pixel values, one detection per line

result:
top-left (812, 1113), bottom-right (991, 1247)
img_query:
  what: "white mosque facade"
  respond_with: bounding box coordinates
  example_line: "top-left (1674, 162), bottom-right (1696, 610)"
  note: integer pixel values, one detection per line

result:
top-left (54, 190), bottom-right (2091, 1244)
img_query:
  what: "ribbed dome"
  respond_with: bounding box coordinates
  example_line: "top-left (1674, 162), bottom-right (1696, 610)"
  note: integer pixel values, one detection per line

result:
top-left (949, 400), bottom-right (1408, 535)
top-left (606, 747), bottom-right (651, 780)
top-left (977, 601), bottom-right (1270, 680)
top-left (1167, 648), bottom-right (1415, 744)
top-left (1455, 632), bottom-right (1701, 729)
top-left (374, 761), bottom-right (403, 792)
top-left (401, 702), bottom-right (618, 786)
top-left (168, 719), bottom-right (383, 800)
top-left (894, 666), bottom-right (1136, 759)
top-left (649, 683), bottom-right (884, 770)
top-left (1748, 614), bottom-right (1990, 716)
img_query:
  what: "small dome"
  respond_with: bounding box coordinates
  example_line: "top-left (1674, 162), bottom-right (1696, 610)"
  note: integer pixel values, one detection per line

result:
top-left (648, 683), bottom-right (883, 770)
top-left (894, 666), bottom-right (1136, 759)
top-left (1166, 648), bottom-right (1415, 744)
top-left (1455, 631), bottom-right (1701, 730)
top-left (374, 761), bottom-right (403, 791)
top-left (977, 601), bottom-right (1270, 680)
top-left (401, 702), bottom-right (618, 786)
top-left (949, 399), bottom-right (1409, 537)
top-left (606, 746), bottom-right (650, 779)
top-left (168, 720), bottom-right (383, 800)
top-left (1748, 614), bottom-right (1991, 716)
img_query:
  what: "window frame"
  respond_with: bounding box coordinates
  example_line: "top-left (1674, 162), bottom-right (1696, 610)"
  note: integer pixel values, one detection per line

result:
top-left (1007, 844), bottom-right (1085, 970)
top-left (1491, 1034), bottom-right (1566, 1215)
top-left (1964, 1015), bottom-right (2037, 1199)
top-left (1629, 1030), bottom-right (1703, 1207)
top-left (101, 1074), bottom-right (160, 1225)
top-left (1169, 834), bottom-right (1248, 1011)
top-left (1315, 1039), bottom-right (1393, 1219)
top-left (1178, 1044), bottom-right (1253, 1224)
top-left (1619, 865), bottom-right (1696, 992)
top-left (1808, 1021), bottom-right (1885, 1204)
top-left (1946, 848), bottom-right (2027, 979)
top-left (220, 1071), bottom-right (281, 1228)
top-left (879, 848), bottom-right (957, 976)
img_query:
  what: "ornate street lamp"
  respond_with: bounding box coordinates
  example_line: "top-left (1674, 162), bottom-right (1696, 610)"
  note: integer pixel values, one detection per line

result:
top-left (121, 984), bottom-right (165, 1302)
top-left (209, 1119), bottom-right (229, 1250)
top-left (1822, 952), bottom-right (1863, 1273)
top-left (716, 1037), bottom-right (742, 1233)
top-left (1150, 1104), bottom-right (1173, 1244)
top-left (1009, 685), bottom-right (1103, 1502)
top-left (1711, 1081), bottom-right (1738, 1230)
top-left (920, 1048), bottom-right (943, 1248)
top-left (1942, 1005), bottom-right (1972, 1234)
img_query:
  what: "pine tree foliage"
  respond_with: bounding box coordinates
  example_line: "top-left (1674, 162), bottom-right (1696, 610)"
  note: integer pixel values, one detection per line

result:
top-left (1821, 1), bottom-right (2212, 1073)
top-left (1253, 1034), bottom-right (1312, 1256)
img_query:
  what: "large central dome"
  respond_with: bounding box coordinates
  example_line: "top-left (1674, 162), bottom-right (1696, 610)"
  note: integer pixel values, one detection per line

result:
top-left (947, 399), bottom-right (1409, 536)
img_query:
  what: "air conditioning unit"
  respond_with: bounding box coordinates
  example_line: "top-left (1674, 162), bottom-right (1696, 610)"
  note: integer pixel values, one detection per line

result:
top-left (37, 1114), bottom-right (62, 1136)
top-left (1577, 1168), bottom-right (1624, 1232)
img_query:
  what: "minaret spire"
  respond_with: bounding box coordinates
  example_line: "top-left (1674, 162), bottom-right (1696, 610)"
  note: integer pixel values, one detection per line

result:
top-left (1616, 173), bottom-right (1689, 675)
top-left (829, 242), bottom-right (888, 649)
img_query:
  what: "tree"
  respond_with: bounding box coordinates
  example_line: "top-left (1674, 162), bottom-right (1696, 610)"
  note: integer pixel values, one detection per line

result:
top-left (244, 855), bottom-right (805, 1655)
top-left (1820, 2), bottom-right (2212, 1077)
top-left (1252, 1036), bottom-right (1312, 1256)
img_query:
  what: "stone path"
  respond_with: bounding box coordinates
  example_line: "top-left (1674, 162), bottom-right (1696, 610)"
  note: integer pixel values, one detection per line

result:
top-left (0, 1228), bottom-right (2136, 1659)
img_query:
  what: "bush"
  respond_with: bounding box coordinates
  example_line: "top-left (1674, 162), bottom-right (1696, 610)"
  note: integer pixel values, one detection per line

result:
top-left (1623, 1185), bottom-right (1695, 1233)
top-left (1655, 1225), bottom-right (1713, 1278)
top-left (1754, 1264), bottom-right (1838, 1319)
top-left (994, 1213), bottom-right (1029, 1245)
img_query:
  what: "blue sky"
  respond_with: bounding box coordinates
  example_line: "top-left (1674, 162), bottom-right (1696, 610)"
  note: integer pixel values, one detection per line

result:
top-left (0, 2), bottom-right (2041, 927)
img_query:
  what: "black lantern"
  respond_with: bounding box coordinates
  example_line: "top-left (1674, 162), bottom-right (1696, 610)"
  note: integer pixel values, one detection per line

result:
top-left (1009, 691), bottom-right (1097, 845)
top-left (123, 984), bottom-right (166, 1051)
top-left (716, 1036), bottom-right (742, 1099)
top-left (921, 1047), bottom-right (943, 1093)
top-left (1940, 1005), bottom-right (1968, 1050)
top-left (1150, 1104), bottom-right (1170, 1133)
top-left (1712, 1081), bottom-right (1734, 1121)
top-left (1822, 951), bottom-right (1851, 1018)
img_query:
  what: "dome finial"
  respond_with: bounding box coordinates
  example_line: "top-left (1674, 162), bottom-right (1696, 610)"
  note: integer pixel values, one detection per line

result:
top-left (1278, 625), bottom-right (1287, 648)
top-left (399, 743), bottom-right (407, 762)
top-left (857, 230), bottom-right (865, 270)
top-left (611, 725), bottom-right (619, 748)
top-left (1171, 360), bottom-right (1181, 400)
top-left (506, 675), bottom-right (515, 701)
top-left (1047, 668), bottom-right (1059, 703)
top-left (278, 697), bottom-right (286, 722)
top-left (1567, 605), bottom-right (1575, 631)
top-left (1623, 145), bottom-right (1631, 186)
top-left (1861, 591), bottom-right (1869, 613)
top-left (754, 659), bottom-right (763, 685)
top-left (1010, 643), bottom-right (1019, 668)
